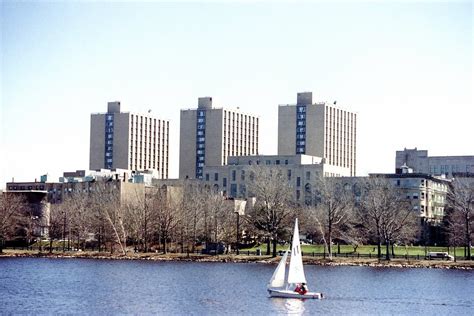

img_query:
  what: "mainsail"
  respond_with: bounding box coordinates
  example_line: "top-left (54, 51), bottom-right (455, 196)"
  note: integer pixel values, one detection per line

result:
top-left (268, 250), bottom-right (289, 289)
top-left (287, 218), bottom-right (307, 284)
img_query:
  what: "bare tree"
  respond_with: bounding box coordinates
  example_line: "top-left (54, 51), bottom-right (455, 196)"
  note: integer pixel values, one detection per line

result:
top-left (91, 181), bottom-right (127, 255)
top-left (359, 177), bottom-right (418, 260)
top-left (305, 177), bottom-right (356, 259)
top-left (246, 165), bottom-right (294, 257)
top-left (446, 178), bottom-right (474, 259)
top-left (0, 194), bottom-right (26, 252)
top-left (148, 185), bottom-right (181, 254)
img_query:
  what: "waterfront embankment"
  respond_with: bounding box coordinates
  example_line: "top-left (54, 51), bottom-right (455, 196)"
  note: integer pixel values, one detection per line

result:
top-left (1, 249), bottom-right (472, 270)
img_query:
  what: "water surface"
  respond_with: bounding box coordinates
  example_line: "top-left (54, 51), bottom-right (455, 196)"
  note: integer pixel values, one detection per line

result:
top-left (0, 258), bottom-right (472, 315)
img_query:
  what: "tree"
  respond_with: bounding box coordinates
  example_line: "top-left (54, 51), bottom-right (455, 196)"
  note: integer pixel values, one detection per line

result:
top-left (359, 177), bottom-right (418, 260)
top-left (0, 194), bottom-right (26, 252)
top-left (91, 181), bottom-right (127, 255)
top-left (305, 177), bottom-right (356, 259)
top-left (246, 165), bottom-right (295, 257)
top-left (446, 178), bottom-right (474, 259)
top-left (148, 185), bottom-right (181, 254)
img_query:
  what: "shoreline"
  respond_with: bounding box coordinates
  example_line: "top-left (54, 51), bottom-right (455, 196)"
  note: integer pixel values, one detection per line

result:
top-left (1, 250), bottom-right (472, 270)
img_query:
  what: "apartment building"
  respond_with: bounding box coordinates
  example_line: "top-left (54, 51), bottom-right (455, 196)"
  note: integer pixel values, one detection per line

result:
top-left (202, 154), bottom-right (350, 201)
top-left (90, 101), bottom-right (169, 178)
top-left (395, 148), bottom-right (474, 178)
top-left (278, 92), bottom-right (357, 176)
top-left (179, 97), bottom-right (259, 179)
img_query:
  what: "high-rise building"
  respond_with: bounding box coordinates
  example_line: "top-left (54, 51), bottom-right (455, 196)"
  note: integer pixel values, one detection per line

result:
top-left (278, 92), bottom-right (357, 176)
top-left (179, 97), bottom-right (259, 179)
top-left (90, 101), bottom-right (169, 178)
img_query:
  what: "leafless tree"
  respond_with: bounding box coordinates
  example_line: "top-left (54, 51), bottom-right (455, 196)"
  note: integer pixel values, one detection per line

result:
top-left (359, 177), bottom-right (418, 260)
top-left (148, 185), bottom-right (182, 254)
top-left (246, 165), bottom-right (295, 257)
top-left (305, 177), bottom-right (357, 259)
top-left (446, 178), bottom-right (474, 259)
top-left (0, 194), bottom-right (26, 252)
top-left (91, 181), bottom-right (127, 255)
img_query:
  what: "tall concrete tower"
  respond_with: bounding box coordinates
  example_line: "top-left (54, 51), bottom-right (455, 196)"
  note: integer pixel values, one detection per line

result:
top-left (278, 92), bottom-right (357, 176)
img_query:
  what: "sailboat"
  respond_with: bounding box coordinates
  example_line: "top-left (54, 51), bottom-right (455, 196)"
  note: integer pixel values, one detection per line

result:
top-left (267, 218), bottom-right (323, 299)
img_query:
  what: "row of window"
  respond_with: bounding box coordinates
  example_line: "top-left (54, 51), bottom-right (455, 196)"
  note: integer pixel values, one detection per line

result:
top-left (195, 110), bottom-right (206, 179)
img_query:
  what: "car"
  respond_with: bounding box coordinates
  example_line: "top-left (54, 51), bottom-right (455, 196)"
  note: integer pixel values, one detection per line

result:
top-left (426, 252), bottom-right (454, 261)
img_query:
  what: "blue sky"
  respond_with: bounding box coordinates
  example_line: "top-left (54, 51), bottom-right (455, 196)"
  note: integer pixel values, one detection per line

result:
top-left (1, 1), bottom-right (472, 187)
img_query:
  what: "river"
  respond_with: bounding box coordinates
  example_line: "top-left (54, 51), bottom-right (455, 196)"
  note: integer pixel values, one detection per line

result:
top-left (0, 258), bottom-right (472, 315)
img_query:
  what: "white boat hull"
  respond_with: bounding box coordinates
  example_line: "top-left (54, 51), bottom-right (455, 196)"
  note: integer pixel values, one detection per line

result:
top-left (268, 289), bottom-right (323, 299)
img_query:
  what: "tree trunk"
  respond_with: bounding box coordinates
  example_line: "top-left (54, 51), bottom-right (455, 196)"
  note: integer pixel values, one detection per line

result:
top-left (266, 237), bottom-right (271, 255)
top-left (162, 236), bottom-right (167, 254)
top-left (272, 237), bottom-right (277, 258)
top-left (465, 213), bottom-right (471, 260)
top-left (385, 240), bottom-right (390, 261)
top-left (377, 239), bottom-right (382, 259)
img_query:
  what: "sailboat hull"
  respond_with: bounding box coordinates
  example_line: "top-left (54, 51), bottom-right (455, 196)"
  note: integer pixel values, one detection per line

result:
top-left (267, 289), bottom-right (323, 299)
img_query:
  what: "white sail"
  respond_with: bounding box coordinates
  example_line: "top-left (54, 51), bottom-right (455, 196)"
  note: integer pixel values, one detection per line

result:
top-left (287, 218), bottom-right (307, 284)
top-left (268, 250), bottom-right (289, 289)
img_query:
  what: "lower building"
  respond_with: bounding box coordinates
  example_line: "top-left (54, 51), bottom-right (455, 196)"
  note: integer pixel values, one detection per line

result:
top-left (202, 154), bottom-right (350, 200)
top-left (369, 169), bottom-right (450, 225)
top-left (395, 148), bottom-right (474, 178)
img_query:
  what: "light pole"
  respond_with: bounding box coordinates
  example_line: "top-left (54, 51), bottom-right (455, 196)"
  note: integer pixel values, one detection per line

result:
top-left (234, 199), bottom-right (246, 255)
top-left (62, 211), bottom-right (66, 252)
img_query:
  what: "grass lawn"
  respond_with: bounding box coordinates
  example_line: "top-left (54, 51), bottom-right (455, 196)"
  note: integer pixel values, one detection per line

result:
top-left (240, 244), bottom-right (468, 257)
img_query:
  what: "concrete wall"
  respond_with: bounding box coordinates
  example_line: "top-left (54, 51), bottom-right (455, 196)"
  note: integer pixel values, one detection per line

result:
top-left (306, 104), bottom-right (325, 158)
top-left (90, 114), bottom-right (106, 170)
top-left (278, 105), bottom-right (296, 155)
top-left (205, 109), bottom-right (223, 167)
top-left (113, 113), bottom-right (131, 170)
top-left (179, 110), bottom-right (197, 179)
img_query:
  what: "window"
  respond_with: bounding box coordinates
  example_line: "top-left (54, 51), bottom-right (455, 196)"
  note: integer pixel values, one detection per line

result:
top-left (241, 170), bottom-right (245, 181)
top-left (287, 170), bottom-right (292, 181)
top-left (214, 173), bottom-right (218, 181)
top-left (205, 174), bottom-right (209, 181)
top-left (296, 177), bottom-right (301, 187)
top-left (223, 177), bottom-right (227, 187)
top-left (232, 170), bottom-right (236, 181)
top-left (296, 190), bottom-right (300, 200)
top-left (306, 171), bottom-right (311, 181)
top-left (230, 184), bottom-right (237, 197)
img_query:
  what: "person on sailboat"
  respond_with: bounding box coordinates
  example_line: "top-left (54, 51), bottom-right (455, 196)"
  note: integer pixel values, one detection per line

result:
top-left (300, 283), bottom-right (308, 295)
top-left (294, 283), bottom-right (308, 295)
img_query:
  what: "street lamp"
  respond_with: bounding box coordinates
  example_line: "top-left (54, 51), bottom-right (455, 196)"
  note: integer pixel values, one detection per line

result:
top-left (234, 199), bottom-right (246, 255)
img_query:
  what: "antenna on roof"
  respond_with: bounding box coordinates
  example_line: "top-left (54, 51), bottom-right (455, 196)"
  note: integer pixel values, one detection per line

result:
top-left (333, 101), bottom-right (337, 105)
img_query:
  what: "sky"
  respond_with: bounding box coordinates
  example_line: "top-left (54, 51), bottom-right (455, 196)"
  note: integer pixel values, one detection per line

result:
top-left (1, 0), bottom-right (472, 188)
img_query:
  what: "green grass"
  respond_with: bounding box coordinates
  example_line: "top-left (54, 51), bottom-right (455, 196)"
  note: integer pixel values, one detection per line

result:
top-left (240, 244), bottom-right (468, 257)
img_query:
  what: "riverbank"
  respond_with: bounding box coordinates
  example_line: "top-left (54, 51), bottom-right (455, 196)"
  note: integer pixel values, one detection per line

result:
top-left (1, 249), bottom-right (472, 270)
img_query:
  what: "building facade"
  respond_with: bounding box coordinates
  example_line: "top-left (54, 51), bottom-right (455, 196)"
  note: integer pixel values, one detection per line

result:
top-left (369, 170), bottom-right (450, 224)
top-left (395, 148), bottom-right (474, 178)
top-left (90, 101), bottom-right (169, 178)
top-left (278, 92), bottom-right (357, 176)
top-left (202, 154), bottom-right (350, 201)
top-left (179, 97), bottom-right (259, 180)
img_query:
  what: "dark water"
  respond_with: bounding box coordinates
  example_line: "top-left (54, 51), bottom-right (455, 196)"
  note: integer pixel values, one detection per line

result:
top-left (0, 258), bottom-right (472, 315)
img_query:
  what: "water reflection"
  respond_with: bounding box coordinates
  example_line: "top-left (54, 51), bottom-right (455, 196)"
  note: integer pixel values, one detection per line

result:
top-left (271, 297), bottom-right (306, 315)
